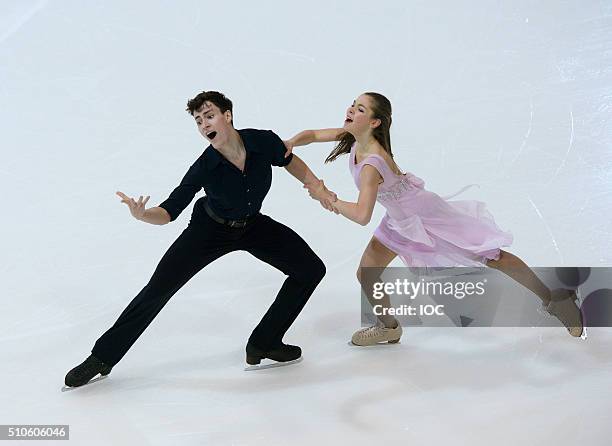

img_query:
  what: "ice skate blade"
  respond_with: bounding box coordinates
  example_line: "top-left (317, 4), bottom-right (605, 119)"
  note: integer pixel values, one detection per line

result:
top-left (347, 340), bottom-right (401, 347)
top-left (61, 374), bottom-right (108, 392)
top-left (244, 356), bottom-right (303, 371)
top-left (575, 287), bottom-right (588, 341)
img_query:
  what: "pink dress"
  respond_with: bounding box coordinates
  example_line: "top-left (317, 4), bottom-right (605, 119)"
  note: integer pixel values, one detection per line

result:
top-left (349, 144), bottom-right (513, 267)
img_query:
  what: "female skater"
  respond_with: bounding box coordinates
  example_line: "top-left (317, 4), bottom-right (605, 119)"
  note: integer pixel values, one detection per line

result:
top-left (285, 92), bottom-right (586, 345)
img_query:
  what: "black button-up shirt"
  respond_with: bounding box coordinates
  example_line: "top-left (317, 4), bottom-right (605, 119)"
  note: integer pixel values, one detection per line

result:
top-left (158, 128), bottom-right (293, 222)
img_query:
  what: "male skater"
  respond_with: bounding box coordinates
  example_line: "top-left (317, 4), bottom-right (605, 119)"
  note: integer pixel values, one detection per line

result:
top-left (65, 90), bottom-right (336, 387)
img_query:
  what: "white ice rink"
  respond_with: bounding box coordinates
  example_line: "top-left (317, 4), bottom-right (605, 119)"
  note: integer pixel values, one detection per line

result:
top-left (1, 1), bottom-right (612, 444)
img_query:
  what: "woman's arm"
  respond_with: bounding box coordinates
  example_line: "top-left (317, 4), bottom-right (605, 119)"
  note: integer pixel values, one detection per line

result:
top-left (312, 165), bottom-right (381, 226)
top-left (332, 166), bottom-right (379, 225)
top-left (283, 128), bottom-right (345, 157)
top-left (289, 128), bottom-right (345, 146)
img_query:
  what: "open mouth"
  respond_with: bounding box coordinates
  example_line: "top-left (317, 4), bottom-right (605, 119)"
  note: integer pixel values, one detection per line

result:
top-left (344, 118), bottom-right (353, 124)
top-left (206, 131), bottom-right (217, 140)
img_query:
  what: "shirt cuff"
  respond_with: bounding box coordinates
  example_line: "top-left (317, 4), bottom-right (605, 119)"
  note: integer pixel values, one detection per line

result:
top-left (158, 202), bottom-right (177, 222)
top-left (278, 152), bottom-right (294, 167)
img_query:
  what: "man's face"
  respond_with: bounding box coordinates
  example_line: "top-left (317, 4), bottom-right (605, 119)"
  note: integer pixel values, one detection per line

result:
top-left (193, 101), bottom-right (233, 147)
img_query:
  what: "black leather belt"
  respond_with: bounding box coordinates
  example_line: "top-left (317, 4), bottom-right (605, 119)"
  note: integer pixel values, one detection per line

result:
top-left (204, 200), bottom-right (255, 228)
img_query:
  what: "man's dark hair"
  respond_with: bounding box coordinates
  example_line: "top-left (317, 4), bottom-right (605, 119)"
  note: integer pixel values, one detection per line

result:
top-left (186, 91), bottom-right (233, 124)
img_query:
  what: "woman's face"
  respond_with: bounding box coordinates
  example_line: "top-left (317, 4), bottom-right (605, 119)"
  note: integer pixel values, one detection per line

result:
top-left (343, 94), bottom-right (378, 135)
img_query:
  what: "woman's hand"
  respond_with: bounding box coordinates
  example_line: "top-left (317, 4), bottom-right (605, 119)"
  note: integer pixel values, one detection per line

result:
top-left (304, 180), bottom-right (337, 211)
top-left (282, 138), bottom-right (295, 158)
top-left (116, 191), bottom-right (150, 220)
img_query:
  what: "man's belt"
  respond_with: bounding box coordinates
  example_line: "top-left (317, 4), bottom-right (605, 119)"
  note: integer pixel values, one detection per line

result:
top-left (204, 200), bottom-right (256, 228)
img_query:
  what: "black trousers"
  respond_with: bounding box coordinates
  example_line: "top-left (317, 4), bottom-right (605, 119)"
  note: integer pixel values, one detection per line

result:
top-left (91, 212), bottom-right (326, 367)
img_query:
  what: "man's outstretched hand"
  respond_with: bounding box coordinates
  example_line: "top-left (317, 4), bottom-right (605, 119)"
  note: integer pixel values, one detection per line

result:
top-left (116, 191), bottom-right (150, 220)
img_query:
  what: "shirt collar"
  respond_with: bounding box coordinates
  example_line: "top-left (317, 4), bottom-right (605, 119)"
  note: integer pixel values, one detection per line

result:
top-left (203, 129), bottom-right (261, 171)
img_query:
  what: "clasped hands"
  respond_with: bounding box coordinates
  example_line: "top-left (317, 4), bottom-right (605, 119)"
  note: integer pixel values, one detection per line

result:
top-left (304, 179), bottom-right (339, 214)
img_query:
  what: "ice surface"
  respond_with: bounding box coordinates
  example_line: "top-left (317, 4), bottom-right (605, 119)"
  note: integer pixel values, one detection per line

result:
top-left (1, 1), bottom-right (611, 444)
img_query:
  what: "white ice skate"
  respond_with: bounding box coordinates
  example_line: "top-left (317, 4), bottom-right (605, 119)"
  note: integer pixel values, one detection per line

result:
top-left (538, 288), bottom-right (587, 340)
top-left (350, 322), bottom-right (403, 346)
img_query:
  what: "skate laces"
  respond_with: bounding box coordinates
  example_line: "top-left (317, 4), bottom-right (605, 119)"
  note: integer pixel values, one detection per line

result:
top-left (362, 324), bottom-right (391, 338)
top-left (362, 326), bottom-right (378, 338)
